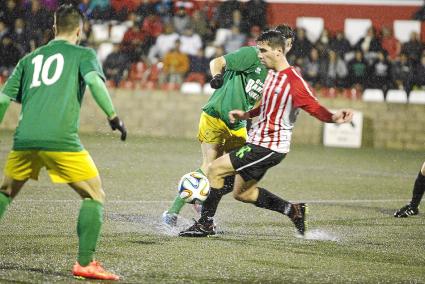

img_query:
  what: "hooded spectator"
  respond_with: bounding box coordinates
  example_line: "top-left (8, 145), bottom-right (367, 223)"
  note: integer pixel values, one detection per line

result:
top-left (330, 31), bottom-right (351, 58)
top-left (320, 50), bottom-right (348, 88)
top-left (401, 31), bottom-right (423, 63)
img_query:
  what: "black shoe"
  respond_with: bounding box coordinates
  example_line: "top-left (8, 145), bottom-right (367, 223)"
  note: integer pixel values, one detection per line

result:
top-left (289, 203), bottom-right (308, 236)
top-left (394, 204), bottom-right (419, 218)
top-left (179, 219), bottom-right (216, 237)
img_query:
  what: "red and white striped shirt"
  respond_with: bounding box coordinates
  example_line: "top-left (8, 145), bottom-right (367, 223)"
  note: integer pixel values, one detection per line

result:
top-left (248, 66), bottom-right (333, 153)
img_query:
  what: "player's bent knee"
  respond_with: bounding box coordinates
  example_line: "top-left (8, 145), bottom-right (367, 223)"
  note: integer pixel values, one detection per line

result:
top-left (69, 176), bottom-right (105, 204)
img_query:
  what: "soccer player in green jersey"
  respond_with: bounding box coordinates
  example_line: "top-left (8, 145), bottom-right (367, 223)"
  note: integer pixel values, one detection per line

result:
top-left (162, 25), bottom-right (295, 228)
top-left (0, 5), bottom-right (125, 280)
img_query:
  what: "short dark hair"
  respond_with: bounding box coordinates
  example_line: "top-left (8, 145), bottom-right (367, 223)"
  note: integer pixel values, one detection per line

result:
top-left (55, 4), bottom-right (84, 34)
top-left (256, 30), bottom-right (287, 50)
top-left (274, 24), bottom-right (295, 40)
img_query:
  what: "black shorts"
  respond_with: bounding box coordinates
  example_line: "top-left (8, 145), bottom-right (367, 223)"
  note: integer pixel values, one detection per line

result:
top-left (229, 143), bottom-right (286, 182)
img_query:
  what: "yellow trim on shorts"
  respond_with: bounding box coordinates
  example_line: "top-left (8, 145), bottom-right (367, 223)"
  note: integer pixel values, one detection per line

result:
top-left (4, 150), bottom-right (99, 183)
top-left (198, 112), bottom-right (247, 152)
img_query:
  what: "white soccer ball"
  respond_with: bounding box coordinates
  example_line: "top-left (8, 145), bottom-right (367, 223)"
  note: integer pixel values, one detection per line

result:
top-left (178, 172), bottom-right (210, 204)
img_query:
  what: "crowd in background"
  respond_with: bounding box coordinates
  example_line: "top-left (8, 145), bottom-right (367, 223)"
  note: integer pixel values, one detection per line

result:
top-left (1, 0), bottom-right (424, 97)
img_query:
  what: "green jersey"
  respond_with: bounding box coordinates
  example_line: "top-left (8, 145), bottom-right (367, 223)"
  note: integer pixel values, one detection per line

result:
top-left (202, 46), bottom-right (267, 130)
top-left (2, 40), bottom-right (105, 151)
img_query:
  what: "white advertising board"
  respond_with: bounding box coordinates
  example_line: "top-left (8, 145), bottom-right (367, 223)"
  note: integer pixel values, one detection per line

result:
top-left (323, 110), bottom-right (363, 148)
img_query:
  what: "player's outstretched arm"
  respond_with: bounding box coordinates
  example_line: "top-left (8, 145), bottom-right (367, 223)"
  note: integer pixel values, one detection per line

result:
top-left (0, 93), bottom-right (11, 124)
top-left (229, 106), bottom-right (261, 123)
top-left (84, 71), bottom-right (127, 141)
top-left (209, 56), bottom-right (226, 89)
top-left (331, 109), bottom-right (353, 124)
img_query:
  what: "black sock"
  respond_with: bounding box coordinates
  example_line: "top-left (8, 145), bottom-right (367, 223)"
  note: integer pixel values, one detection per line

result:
top-left (410, 171), bottom-right (425, 209)
top-left (254, 187), bottom-right (292, 216)
top-left (222, 175), bottom-right (235, 195)
top-left (199, 176), bottom-right (234, 224)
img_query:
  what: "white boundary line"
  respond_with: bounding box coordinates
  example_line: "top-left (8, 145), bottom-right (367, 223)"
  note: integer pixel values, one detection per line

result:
top-left (14, 199), bottom-right (407, 204)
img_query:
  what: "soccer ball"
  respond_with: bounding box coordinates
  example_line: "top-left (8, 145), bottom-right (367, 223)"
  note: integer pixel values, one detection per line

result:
top-left (178, 172), bottom-right (210, 204)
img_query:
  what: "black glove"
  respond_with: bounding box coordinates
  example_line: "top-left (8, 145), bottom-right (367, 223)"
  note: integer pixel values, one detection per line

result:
top-left (210, 74), bottom-right (224, 89)
top-left (108, 116), bottom-right (127, 141)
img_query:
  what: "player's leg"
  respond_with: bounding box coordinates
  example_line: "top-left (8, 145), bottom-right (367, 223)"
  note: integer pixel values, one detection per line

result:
top-left (41, 151), bottom-right (118, 280)
top-left (179, 152), bottom-right (236, 237)
top-left (0, 176), bottom-right (27, 219)
top-left (0, 150), bottom-right (40, 219)
top-left (163, 112), bottom-right (225, 225)
top-left (68, 177), bottom-right (104, 266)
top-left (193, 126), bottom-right (247, 226)
top-left (223, 144), bottom-right (307, 235)
top-left (163, 142), bottom-right (224, 225)
top-left (394, 161), bottom-right (425, 218)
top-left (69, 177), bottom-right (118, 280)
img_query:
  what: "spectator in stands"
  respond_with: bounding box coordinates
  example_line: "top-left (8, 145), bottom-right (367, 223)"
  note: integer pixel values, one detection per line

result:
top-left (315, 29), bottom-right (331, 58)
top-left (135, 1), bottom-right (155, 20)
top-left (368, 51), bottom-right (392, 92)
top-left (230, 9), bottom-right (249, 35)
top-left (78, 0), bottom-right (91, 18)
top-left (214, 0), bottom-right (241, 29)
top-left (26, 0), bottom-right (52, 31)
top-left (329, 31), bottom-right (351, 59)
top-left (110, 0), bottom-right (139, 21)
top-left (103, 44), bottom-right (131, 86)
top-left (0, 36), bottom-right (21, 78)
top-left (198, 0), bottom-right (218, 22)
top-left (224, 26), bottom-right (246, 53)
top-left (347, 50), bottom-right (368, 88)
top-left (288, 28), bottom-right (312, 63)
top-left (246, 25), bottom-right (261, 47)
top-left (152, 0), bottom-right (173, 23)
top-left (173, 6), bottom-right (191, 34)
top-left (191, 10), bottom-right (213, 42)
top-left (179, 27), bottom-right (203, 57)
top-left (9, 18), bottom-right (29, 55)
top-left (401, 31), bottom-right (423, 63)
top-left (243, 0), bottom-right (267, 32)
top-left (186, 47), bottom-right (209, 85)
top-left (0, 21), bottom-right (9, 42)
top-left (1, 0), bottom-right (23, 28)
top-left (160, 40), bottom-right (190, 87)
top-left (413, 52), bottom-right (425, 89)
top-left (79, 20), bottom-right (94, 47)
top-left (148, 23), bottom-right (179, 64)
top-left (39, 0), bottom-right (58, 11)
top-left (320, 50), bottom-right (348, 88)
top-left (141, 12), bottom-right (163, 48)
top-left (381, 26), bottom-right (401, 61)
top-left (304, 48), bottom-right (321, 86)
top-left (122, 22), bottom-right (146, 61)
top-left (355, 27), bottom-right (382, 56)
top-left (391, 53), bottom-right (414, 93)
top-left (89, 0), bottom-right (112, 20)
top-left (25, 0), bottom-right (52, 48)
top-left (175, 0), bottom-right (195, 16)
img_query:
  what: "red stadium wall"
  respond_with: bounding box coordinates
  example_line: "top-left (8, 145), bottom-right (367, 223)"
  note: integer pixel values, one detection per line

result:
top-left (267, 3), bottom-right (424, 39)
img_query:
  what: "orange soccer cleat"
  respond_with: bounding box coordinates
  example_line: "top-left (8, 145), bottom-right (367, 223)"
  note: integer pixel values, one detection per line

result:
top-left (72, 260), bottom-right (120, 281)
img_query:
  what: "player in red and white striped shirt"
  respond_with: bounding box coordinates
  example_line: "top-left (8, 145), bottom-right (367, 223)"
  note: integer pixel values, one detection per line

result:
top-left (180, 28), bottom-right (353, 238)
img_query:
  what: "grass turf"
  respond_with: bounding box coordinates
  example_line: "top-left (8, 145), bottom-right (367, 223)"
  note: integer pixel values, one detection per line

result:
top-left (0, 132), bottom-right (424, 283)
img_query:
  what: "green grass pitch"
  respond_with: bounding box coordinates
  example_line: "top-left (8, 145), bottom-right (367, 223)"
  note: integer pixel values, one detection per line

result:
top-left (0, 132), bottom-right (424, 283)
